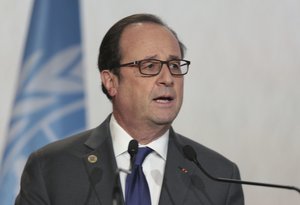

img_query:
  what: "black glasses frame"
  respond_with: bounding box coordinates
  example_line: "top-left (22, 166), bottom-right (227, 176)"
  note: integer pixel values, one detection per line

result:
top-left (116, 59), bottom-right (190, 76)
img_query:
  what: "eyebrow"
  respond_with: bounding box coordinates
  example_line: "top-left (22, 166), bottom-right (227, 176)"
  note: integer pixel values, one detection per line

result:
top-left (168, 55), bottom-right (181, 60)
top-left (143, 55), bottom-right (158, 60)
top-left (143, 55), bottom-right (181, 60)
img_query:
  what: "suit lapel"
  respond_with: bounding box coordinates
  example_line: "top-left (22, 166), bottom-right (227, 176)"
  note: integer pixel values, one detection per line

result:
top-left (81, 117), bottom-right (203, 205)
top-left (82, 115), bottom-right (124, 205)
top-left (159, 128), bottom-right (196, 205)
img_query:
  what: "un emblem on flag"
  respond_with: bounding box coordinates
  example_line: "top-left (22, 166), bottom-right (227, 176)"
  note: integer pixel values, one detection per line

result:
top-left (0, 45), bottom-right (86, 202)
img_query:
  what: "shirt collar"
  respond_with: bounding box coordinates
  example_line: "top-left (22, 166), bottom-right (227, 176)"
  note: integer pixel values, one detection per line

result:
top-left (110, 114), bottom-right (169, 160)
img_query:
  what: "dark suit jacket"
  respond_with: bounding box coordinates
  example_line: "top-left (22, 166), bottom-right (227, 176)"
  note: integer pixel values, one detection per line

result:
top-left (15, 115), bottom-right (244, 205)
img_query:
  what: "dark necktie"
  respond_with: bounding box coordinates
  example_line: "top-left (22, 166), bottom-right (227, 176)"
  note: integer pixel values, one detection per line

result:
top-left (125, 147), bottom-right (153, 205)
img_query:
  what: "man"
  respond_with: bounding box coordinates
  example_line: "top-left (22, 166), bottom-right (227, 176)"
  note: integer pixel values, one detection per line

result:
top-left (15, 14), bottom-right (244, 205)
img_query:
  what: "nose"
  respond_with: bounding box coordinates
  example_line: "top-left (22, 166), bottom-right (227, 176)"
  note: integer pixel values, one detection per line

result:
top-left (157, 64), bottom-right (174, 86)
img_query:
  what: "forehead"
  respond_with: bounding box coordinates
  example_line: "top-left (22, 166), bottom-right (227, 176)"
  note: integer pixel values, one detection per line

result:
top-left (119, 23), bottom-right (181, 60)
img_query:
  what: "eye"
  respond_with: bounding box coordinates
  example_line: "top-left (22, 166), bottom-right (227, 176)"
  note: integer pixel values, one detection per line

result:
top-left (169, 61), bottom-right (181, 70)
top-left (141, 62), bottom-right (154, 69)
top-left (140, 60), bottom-right (159, 71)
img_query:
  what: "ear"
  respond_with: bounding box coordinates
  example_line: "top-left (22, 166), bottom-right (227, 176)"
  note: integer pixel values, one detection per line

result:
top-left (100, 70), bottom-right (118, 97)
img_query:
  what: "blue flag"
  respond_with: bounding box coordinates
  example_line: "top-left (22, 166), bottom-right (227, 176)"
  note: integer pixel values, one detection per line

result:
top-left (0, 1), bottom-right (86, 204)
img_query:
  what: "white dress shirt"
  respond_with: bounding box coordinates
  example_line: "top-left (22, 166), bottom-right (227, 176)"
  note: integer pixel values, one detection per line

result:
top-left (110, 115), bottom-right (169, 205)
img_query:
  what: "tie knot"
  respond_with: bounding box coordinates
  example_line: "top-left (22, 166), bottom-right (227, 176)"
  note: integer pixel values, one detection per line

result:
top-left (134, 147), bottom-right (152, 166)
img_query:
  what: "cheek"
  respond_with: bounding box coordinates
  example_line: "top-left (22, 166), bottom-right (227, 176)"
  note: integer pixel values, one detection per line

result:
top-left (176, 79), bottom-right (184, 96)
top-left (117, 77), bottom-right (152, 105)
top-left (137, 83), bottom-right (155, 103)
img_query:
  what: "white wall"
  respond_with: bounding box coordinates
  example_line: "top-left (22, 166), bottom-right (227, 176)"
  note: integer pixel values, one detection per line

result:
top-left (1, 0), bottom-right (299, 204)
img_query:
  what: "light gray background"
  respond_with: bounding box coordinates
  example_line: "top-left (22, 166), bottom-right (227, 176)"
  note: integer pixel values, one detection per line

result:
top-left (0, 0), bottom-right (299, 204)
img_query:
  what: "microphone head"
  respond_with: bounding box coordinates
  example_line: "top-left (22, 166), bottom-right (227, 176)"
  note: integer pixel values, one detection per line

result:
top-left (128, 140), bottom-right (138, 158)
top-left (183, 145), bottom-right (197, 163)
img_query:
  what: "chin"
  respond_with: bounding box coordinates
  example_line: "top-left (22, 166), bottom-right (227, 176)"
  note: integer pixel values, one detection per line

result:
top-left (152, 114), bottom-right (177, 126)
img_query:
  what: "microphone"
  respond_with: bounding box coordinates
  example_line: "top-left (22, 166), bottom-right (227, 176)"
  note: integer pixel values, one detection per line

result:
top-left (128, 139), bottom-right (138, 170)
top-left (112, 140), bottom-right (139, 205)
top-left (183, 145), bottom-right (300, 194)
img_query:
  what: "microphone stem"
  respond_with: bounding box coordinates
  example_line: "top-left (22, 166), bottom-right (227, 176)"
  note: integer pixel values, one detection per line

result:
top-left (194, 160), bottom-right (300, 194)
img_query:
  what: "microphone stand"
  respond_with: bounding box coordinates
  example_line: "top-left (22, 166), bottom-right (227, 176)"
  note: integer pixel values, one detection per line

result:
top-left (194, 156), bottom-right (300, 194)
top-left (183, 145), bottom-right (300, 194)
top-left (112, 168), bottom-right (131, 205)
top-left (113, 140), bottom-right (138, 205)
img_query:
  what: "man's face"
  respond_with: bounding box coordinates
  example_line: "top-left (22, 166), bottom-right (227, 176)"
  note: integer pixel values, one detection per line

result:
top-left (109, 23), bottom-right (184, 128)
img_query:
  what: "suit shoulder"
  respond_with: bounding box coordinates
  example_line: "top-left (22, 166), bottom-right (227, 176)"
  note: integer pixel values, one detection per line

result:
top-left (175, 133), bottom-right (238, 169)
top-left (33, 129), bottom-right (94, 158)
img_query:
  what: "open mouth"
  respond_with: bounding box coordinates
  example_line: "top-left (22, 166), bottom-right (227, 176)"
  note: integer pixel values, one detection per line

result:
top-left (153, 96), bottom-right (174, 103)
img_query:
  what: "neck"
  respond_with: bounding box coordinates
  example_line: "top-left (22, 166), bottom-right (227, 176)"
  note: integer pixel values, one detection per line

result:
top-left (112, 113), bottom-right (170, 145)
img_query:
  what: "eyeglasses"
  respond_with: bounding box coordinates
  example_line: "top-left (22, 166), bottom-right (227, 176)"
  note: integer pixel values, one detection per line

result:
top-left (117, 59), bottom-right (190, 76)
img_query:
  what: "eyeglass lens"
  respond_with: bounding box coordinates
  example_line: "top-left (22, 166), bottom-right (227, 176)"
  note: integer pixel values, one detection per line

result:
top-left (139, 59), bottom-right (188, 75)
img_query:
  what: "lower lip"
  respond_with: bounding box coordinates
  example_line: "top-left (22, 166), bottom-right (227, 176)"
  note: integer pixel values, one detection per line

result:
top-left (154, 99), bottom-right (175, 107)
